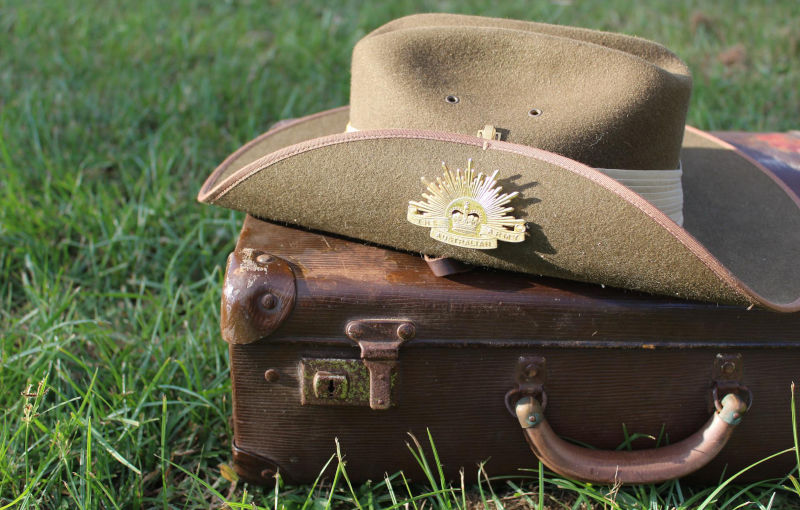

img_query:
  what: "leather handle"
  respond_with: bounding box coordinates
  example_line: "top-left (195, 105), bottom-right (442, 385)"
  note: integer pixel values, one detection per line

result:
top-left (515, 392), bottom-right (747, 484)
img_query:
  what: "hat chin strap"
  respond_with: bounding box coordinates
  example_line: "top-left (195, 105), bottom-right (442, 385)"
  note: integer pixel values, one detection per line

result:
top-left (345, 122), bottom-right (684, 226)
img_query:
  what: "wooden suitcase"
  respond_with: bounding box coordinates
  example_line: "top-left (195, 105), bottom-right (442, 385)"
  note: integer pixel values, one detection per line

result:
top-left (220, 132), bottom-right (800, 485)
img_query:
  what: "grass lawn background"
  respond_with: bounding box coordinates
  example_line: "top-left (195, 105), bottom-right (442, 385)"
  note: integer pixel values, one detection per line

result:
top-left (1, 0), bottom-right (798, 508)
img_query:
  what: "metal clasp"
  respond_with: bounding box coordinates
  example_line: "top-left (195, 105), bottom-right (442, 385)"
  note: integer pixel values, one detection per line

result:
top-left (299, 319), bottom-right (414, 410)
top-left (346, 319), bottom-right (414, 410)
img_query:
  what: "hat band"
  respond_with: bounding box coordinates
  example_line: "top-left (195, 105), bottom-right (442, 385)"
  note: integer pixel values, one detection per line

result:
top-left (599, 166), bottom-right (683, 226)
top-left (345, 122), bottom-right (684, 225)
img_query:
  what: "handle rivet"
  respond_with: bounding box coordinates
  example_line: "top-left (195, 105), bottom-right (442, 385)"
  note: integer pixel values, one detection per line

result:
top-left (264, 369), bottom-right (280, 382)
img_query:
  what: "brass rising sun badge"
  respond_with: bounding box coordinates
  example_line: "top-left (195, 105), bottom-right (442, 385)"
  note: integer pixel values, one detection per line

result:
top-left (407, 159), bottom-right (526, 249)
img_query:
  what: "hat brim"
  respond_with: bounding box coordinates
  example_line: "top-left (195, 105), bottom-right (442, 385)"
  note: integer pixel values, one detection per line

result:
top-left (199, 106), bottom-right (800, 311)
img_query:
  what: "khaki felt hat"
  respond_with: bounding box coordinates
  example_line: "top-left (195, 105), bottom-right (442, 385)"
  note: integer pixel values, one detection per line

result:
top-left (198, 13), bottom-right (800, 312)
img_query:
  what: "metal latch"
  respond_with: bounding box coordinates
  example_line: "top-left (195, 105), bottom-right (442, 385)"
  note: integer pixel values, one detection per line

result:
top-left (299, 319), bottom-right (414, 410)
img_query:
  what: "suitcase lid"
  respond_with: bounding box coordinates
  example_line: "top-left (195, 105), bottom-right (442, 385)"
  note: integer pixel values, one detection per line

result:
top-left (220, 215), bottom-right (800, 347)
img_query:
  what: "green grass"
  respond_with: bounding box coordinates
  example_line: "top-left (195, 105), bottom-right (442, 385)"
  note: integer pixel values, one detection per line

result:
top-left (1, 0), bottom-right (799, 508)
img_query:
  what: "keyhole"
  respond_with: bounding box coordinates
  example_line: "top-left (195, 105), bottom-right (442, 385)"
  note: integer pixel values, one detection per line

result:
top-left (312, 372), bottom-right (349, 400)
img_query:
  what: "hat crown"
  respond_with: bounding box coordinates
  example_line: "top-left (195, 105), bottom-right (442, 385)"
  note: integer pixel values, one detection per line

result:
top-left (349, 14), bottom-right (692, 170)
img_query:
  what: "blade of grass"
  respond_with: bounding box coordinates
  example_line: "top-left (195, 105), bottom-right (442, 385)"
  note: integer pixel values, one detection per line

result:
top-left (167, 459), bottom-right (265, 509)
top-left (73, 418), bottom-right (141, 476)
top-left (405, 432), bottom-right (449, 509)
top-left (696, 448), bottom-right (796, 510)
top-left (161, 393), bottom-right (168, 509)
top-left (426, 428), bottom-right (449, 503)
top-left (384, 472), bottom-right (399, 507)
top-left (786, 475), bottom-right (800, 496)
top-left (792, 382), bottom-right (799, 480)
top-left (460, 468), bottom-right (467, 510)
top-left (273, 471), bottom-right (280, 510)
top-left (298, 452), bottom-right (336, 510)
top-left (323, 455), bottom-right (343, 510)
top-left (334, 439), bottom-right (363, 510)
top-left (505, 480), bottom-right (535, 508)
top-left (478, 463), bottom-right (504, 509)
top-left (399, 470), bottom-right (419, 510)
top-left (83, 407), bottom-right (92, 510)
top-left (475, 463), bottom-right (488, 509)
top-left (538, 460), bottom-right (544, 510)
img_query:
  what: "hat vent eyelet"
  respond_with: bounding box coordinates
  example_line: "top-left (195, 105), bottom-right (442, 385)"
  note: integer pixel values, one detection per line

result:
top-left (445, 95), bottom-right (459, 104)
top-left (528, 108), bottom-right (542, 117)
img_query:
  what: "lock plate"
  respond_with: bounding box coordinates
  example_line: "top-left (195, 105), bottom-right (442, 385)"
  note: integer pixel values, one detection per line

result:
top-left (300, 358), bottom-right (381, 407)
